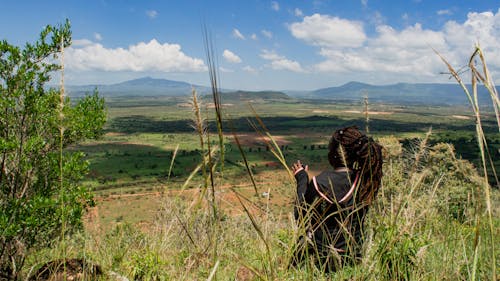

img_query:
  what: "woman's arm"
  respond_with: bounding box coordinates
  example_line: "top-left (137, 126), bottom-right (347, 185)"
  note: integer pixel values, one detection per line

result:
top-left (292, 160), bottom-right (309, 219)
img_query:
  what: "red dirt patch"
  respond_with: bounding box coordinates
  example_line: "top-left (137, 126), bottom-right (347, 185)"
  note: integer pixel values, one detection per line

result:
top-left (229, 133), bottom-right (291, 147)
top-left (263, 161), bottom-right (280, 167)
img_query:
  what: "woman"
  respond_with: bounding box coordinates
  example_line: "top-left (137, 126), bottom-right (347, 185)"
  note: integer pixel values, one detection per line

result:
top-left (290, 126), bottom-right (383, 272)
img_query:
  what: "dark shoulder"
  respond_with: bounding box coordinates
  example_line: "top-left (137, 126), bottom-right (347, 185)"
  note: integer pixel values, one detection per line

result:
top-left (314, 170), bottom-right (354, 201)
top-left (315, 170), bottom-right (352, 185)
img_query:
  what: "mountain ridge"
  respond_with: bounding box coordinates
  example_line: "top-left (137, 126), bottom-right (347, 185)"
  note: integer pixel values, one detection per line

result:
top-left (308, 81), bottom-right (497, 105)
top-left (64, 77), bottom-right (498, 105)
top-left (66, 77), bottom-right (212, 97)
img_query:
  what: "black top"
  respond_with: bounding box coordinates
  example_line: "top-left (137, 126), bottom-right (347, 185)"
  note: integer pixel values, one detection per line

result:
top-left (294, 169), bottom-right (367, 253)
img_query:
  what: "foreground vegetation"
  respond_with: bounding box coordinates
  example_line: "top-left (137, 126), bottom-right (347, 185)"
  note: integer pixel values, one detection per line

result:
top-left (28, 136), bottom-right (500, 280)
top-left (0, 21), bottom-right (106, 280)
top-left (28, 52), bottom-right (499, 280)
top-left (1, 22), bottom-right (498, 280)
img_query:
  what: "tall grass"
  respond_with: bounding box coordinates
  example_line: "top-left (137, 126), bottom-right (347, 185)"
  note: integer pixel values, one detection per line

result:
top-left (57, 33), bottom-right (68, 278)
top-left (435, 44), bottom-right (498, 280)
top-left (22, 44), bottom-right (500, 280)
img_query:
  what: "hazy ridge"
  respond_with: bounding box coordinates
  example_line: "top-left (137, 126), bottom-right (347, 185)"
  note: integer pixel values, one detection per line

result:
top-left (65, 77), bottom-right (498, 105)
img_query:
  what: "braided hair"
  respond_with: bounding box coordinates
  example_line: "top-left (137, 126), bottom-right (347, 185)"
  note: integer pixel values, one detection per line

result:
top-left (328, 126), bottom-right (383, 204)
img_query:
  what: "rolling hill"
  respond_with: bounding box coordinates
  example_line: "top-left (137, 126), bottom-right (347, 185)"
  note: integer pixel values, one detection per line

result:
top-left (64, 77), bottom-right (498, 106)
top-left (65, 77), bottom-right (212, 97)
top-left (307, 81), bottom-right (498, 105)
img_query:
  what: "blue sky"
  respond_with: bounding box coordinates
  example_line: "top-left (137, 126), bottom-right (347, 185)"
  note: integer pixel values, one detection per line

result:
top-left (1, 0), bottom-right (500, 90)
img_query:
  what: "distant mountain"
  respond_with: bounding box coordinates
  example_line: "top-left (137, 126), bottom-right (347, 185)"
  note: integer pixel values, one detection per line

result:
top-left (64, 77), bottom-right (498, 106)
top-left (66, 77), bottom-right (212, 97)
top-left (310, 81), bottom-right (498, 105)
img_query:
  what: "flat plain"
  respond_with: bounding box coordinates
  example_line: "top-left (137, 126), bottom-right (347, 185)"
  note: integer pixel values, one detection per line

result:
top-left (78, 95), bottom-right (499, 230)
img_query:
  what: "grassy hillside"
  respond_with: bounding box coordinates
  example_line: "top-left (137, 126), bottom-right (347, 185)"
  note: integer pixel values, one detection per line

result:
top-left (23, 91), bottom-right (498, 280)
top-left (30, 122), bottom-right (499, 280)
top-left (24, 47), bottom-right (500, 280)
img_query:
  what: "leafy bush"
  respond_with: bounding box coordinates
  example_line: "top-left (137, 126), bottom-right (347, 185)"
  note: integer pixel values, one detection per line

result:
top-left (0, 21), bottom-right (106, 279)
top-left (374, 224), bottom-right (424, 281)
top-left (426, 143), bottom-right (479, 222)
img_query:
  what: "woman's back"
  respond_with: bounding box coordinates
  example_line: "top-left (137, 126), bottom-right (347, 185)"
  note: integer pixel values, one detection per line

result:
top-left (291, 126), bottom-right (383, 272)
top-left (294, 169), bottom-right (367, 256)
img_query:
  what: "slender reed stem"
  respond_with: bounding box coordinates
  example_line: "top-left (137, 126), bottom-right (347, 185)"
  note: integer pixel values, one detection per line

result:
top-left (58, 33), bottom-right (67, 278)
top-left (435, 44), bottom-right (497, 280)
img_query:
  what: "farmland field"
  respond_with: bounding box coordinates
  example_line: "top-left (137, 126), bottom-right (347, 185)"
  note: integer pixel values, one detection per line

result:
top-left (77, 95), bottom-right (499, 229)
top-left (24, 90), bottom-right (497, 280)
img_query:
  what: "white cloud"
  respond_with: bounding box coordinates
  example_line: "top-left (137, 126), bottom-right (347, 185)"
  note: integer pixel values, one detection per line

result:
top-left (232, 28), bottom-right (245, 40)
top-left (310, 23), bottom-right (447, 75)
top-left (222, 49), bottom-right (242, 63)
top-left (260, 50), bottom-right (281, 61)
top-left (260, 50), bottom-right (305, 72)
top-left (94, 32), bottom-right (102, 41)
top-left (294, 8), bottom-right (303, 17)
top-left (271, 1), bottom-right (280, 11)
top-left (289, 13), bottom-right (366, 48)
top-left (370, 11), bottom-right (385, 26)
top-left (361, 0), bottom-right (368, 8)
top-left (261, 30), bottom-right (273, 39)
top-left (288, 10), bottom-right (500, 82)
top-left (251, 33), bottom-right (258, 40)
top-left (66, 39), bottom-right (206, 72)
top-left (442, 10), bottom-right (500, 65)
top-left (372, 23), bottom-right (446, 49)
top-left (146, 10), bottom-right (158, 19)
top-left (243, 65), bottom-right (258, 74)
top-left (437, 9), bottom-right (452, 16)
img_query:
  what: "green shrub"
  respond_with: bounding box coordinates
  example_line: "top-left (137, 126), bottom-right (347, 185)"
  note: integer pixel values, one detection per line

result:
top-left (374, 224), bottom-right (425, 280)
top-left (0, 21), bottom-right (106, 279)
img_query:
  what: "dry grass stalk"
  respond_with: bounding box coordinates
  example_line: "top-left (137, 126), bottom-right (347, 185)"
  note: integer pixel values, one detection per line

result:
top-left (231, 130), bottom-right (259, 195)
top-left (434, 44), bottom-right (497, 280)
top-left (247, 104), bottom-right (294, 181)
top-left (167, 144), bottom-right (179, 184)
top-left (232, 188), bottom-right (275, 279)
top-left (57, 33), bottom-right (68, 277)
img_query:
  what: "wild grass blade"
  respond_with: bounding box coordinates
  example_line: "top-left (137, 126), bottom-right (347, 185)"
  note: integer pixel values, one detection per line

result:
top-left (230, 187), bottom-right (266, 214)
top-left (229, 126), bottom-right (259, 195)
top-left (203, 25), bottom-right (224, 174)
top-left (180, 146), bottom-right (218, 192)
top-left (206, 260), bottom-right (219, 281)
top-left (202, 24), bottom-right (227, 266)
top-left (364, 95), bottom-right (370, 134)
top-left (57, 34), bottom-right (68, 278)
top-left (191, 88), bottom-right (208, 190)
top-left (247, 104), bottom-right (294, 180)
top-left (433, 48), bottom-right (476, 108)
top-left (173, 212), bottom-right (198, 250)
top-left (393, 138), bottom-right (431, 225)
top-left (468, 46), bottom-right (497, 280)
top-left (470, 46), bottom-right (500, 129)
top-left (232, 188), bottom-right (275, 279)
top-left (435, 45), bottom-right (497, 280)
top-left (167, 144), bottom-right (179, 183)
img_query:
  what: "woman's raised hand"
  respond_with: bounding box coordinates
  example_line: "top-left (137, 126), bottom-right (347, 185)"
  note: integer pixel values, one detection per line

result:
top-left (292, 160), bottom-right (308, 175)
